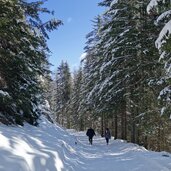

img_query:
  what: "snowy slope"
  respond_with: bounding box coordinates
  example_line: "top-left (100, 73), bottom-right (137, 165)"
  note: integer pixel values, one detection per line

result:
top-left (0, 116), bottom-right (171, 171)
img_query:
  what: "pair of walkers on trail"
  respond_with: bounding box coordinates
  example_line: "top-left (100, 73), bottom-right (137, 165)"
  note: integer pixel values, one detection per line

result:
top-left (86, 127), bottom-right (111, 145)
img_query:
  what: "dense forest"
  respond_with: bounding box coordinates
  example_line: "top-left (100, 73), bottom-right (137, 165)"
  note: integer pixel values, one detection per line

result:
top-left (1, 0), bottom-right (171, 152)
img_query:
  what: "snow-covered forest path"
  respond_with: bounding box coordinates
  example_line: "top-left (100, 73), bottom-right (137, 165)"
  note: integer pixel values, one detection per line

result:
top-left (0, 117), bottom-right (171, 171)
top-left (68, 130), bottom-right (171, 171)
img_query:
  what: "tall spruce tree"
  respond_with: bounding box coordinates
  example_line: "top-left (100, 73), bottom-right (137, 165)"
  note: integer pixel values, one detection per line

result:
top-left (0, 0), bottom-right (61, 125)
top-left (53, 61), bottom-right (72, 128)
top-left (81, 0), bottom-right (167, 148)
top-left (70, 68), bottom-right (85, 130)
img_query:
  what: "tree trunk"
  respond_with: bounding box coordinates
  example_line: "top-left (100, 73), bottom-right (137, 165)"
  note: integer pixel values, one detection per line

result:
top-left (79, 118), bottom-right (84, 131)
top-left (157, 122), bottom-right (161, 151)
top-left (114, 114), bottom-right (118, 139)
top-left (121, 98), bottom-right (127, 140)
top-left (131, 112), bottom-right (136, 143)
top-left (101, 114), bottom-right (104, 137)
top-left (124, 110), bottom-right (127, 140)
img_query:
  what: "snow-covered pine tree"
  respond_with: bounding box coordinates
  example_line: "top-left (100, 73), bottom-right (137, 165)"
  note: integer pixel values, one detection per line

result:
top-left (53, 61), bottom-right (72, 128)
top-left (69, 67), bottom-right (85, 130)
top-left (0, 0), bottom-right (61, 125)
top-left (82, 0), bottom-right (167, 149)
top-left (82, 16), bottom-right (107, 133)
top-left (99, 0), bottom-right (166, 147)
top-left (83, 0), bottom-right (134, 139)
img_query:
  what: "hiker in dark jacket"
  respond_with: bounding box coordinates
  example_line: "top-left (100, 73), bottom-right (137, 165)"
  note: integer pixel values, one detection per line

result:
top-left (105, 128), bottom-right (111, 145)
top-left (86, 127), bottom-right (96, 145)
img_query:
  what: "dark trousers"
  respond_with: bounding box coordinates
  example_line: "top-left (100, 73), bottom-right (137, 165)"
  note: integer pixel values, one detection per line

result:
top-left (89, 137), bottom-right (93, 145)
top-left (106, 138), bottom-right (109, 145)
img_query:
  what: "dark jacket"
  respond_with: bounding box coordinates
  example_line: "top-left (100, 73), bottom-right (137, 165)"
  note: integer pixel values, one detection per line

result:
top-left (86, 128), bottom-right (95, 138)
top-left (105, 129), bottom-right (111, 139)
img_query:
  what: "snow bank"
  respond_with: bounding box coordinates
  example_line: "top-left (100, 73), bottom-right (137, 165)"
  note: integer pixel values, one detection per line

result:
top-left (0, 116), bottom-right (78, 171)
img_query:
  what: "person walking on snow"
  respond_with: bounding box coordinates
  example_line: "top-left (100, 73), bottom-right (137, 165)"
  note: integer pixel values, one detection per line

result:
top-left (105, 128), bottom-right (111, 145)
top-left (86, 127), bottom-right (96, 145)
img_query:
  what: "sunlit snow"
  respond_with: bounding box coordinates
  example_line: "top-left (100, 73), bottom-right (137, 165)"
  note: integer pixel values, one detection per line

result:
top-left (0, 116), bottom-right (170, 171)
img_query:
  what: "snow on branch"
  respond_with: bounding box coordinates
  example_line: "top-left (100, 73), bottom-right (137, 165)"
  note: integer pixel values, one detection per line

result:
top-left (147, 0), bottom-right (171, 50)
top-left (147, 0), bottom-right (162, 14)
top-left (155, 20), bottom-right (171, 49)
top-left (158, 86), bottom-right (171, 101)
top-left (0, 90), bottom-right (10, 97)
top-left (156, 10), bottom-right (171, 24)
top-left (110, 0), bottom-right (118, 7)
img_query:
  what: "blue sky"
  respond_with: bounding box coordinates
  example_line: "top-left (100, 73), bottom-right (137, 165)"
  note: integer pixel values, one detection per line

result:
top-left (43, 0), bottom-right (104, 72)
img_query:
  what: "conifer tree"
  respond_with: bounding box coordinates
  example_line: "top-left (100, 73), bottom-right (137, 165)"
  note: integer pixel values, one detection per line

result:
top-left (82, 0), bottom-right (166, 147)
top-left (0, 0), bottom-right (62, 125)
top-left (53, 61), bottom-right (72, 128)
top-left (70, 68), bottom-right (85, 130)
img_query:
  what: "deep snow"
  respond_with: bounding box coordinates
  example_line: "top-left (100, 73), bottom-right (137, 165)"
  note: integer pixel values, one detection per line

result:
top-left (0, 116), bottom-right (171, 171)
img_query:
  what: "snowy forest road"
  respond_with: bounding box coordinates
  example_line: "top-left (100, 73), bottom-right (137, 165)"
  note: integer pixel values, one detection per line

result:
top-left (0, 118), bottom-right (171, 171)
top-left (68, 130), bottom-right (171, 171)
